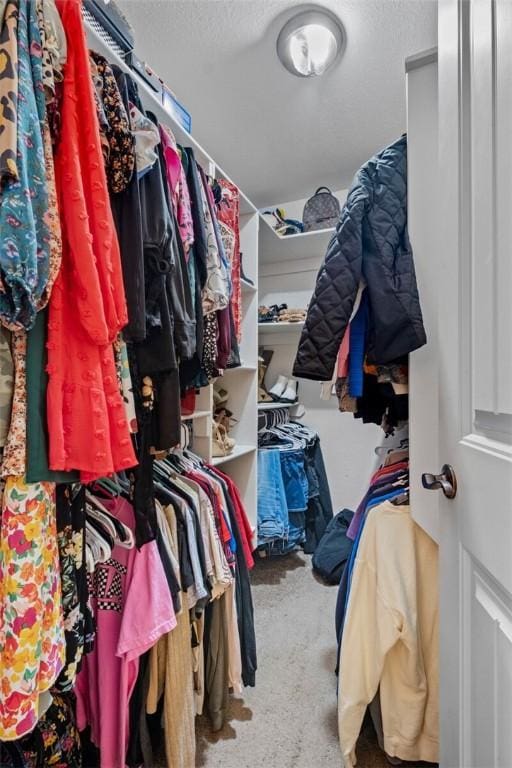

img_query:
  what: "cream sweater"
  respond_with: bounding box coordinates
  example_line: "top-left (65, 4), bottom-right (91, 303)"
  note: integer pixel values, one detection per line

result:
top-left (338, 502), bottom-right (438, 767)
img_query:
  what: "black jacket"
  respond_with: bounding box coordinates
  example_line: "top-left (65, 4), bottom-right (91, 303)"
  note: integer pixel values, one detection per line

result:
top-left (293, 135), bottom-right (426, 382)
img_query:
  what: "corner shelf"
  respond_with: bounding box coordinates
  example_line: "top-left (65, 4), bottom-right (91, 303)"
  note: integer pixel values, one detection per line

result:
top-left (258, 322), bottom-right (304, 333)
top-left (225, 363), bottom-right (258, 372)
top-left (257, 401), bottom-right (294, 410)
top-left (181, 409), bottom-right (211, 421)
top-left (211, 445), bottom-right (256, 466)
top-left (259, 216), bottom-right (335, 264)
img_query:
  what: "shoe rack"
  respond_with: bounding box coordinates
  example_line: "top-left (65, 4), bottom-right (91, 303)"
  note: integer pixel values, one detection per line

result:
top-left (258, 198), bottom-right (343, 406)
top-left (85, 16), bottom-right (260, 536)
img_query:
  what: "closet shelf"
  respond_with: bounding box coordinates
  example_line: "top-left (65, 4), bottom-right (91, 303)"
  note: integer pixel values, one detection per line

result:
top-left (258, 322), bottom-right (305, 333)
top-left (181, 410), bottom-right (211, 420)
top-left (259, 216), bottom-right (335, 264)
top-left (225, 363), bottom-right (258, 372)
top-left (211, 444), bottom-right (256, 466)
top-left (258, 402), bottom-right (294, 410)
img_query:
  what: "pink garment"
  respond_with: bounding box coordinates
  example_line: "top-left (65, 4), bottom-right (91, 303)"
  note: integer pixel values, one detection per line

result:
top-left (217, 180), bottom-right (242, 342)
top-left (337, 327), bottom-right (350, 378)
top-left (75, 496), bottom-right (176, 768)
top-left (370, 461), bottom-right (409, 485)
top-left (159, 124), bottom-right (194, 255)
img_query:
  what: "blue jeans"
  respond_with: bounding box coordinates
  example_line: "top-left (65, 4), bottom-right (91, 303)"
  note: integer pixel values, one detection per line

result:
top-left (257, 449), bottom-right (289, 544)
top-left (280, 449), bottom-right (309, 512)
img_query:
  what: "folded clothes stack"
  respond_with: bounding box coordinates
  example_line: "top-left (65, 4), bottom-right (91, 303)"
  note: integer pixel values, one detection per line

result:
top-left (258, 304), bottom-right (307, 323)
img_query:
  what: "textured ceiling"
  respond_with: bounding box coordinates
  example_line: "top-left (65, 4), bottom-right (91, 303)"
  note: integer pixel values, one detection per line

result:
top-left (118, 0), bottom-right (437, 206)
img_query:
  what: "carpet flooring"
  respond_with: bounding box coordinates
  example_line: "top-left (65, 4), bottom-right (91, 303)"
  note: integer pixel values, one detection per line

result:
top-left (196, 551), bottom-right (395, 768)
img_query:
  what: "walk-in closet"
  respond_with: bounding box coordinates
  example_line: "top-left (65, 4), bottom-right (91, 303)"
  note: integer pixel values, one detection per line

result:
top-left (1, 1), bottom-right (512, 767)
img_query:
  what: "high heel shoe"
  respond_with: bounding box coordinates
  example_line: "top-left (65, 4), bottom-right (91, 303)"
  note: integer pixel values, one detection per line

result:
top-left (212, 422), bottom-right (235, 457)
top-left (214, 407), bottom-right (238, 432)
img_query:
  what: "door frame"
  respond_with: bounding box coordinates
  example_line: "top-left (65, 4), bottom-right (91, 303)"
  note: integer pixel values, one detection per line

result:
top-left (437, 1), bottom-right (471, 764)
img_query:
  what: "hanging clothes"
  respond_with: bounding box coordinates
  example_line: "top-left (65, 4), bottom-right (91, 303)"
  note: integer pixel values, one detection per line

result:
top-left (293, 135), bottom-right (426, 381)
top-left (75, 494), bottom-right (175, 768)
top-left (109, 64), bottom-right (146, 343)
top-left (47, 0), bottom-right (136, 481)
top-left (257, 421), bottom-right (332, 555)
top-left (216, 179), bottom-right (242, 341)
top-left (338, 502), bottom-right (439, 768)
top-left (0, 5), bottom-right (256, 764)
top-left (0, 0), bottom-right (52, 330)
top-left (0, 478), bottom-right (65, 741)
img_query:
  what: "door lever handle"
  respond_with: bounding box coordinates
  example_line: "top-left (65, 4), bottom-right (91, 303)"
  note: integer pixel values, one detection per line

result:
top-left (421, 464), bottom-right (457, 499)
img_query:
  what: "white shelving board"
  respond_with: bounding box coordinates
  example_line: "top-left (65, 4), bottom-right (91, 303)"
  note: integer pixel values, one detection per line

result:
top-left (211, 445), bottom-right (256, 466)
top-left (85, 15), bottom-right (259, 532)
top-left (181, 410), bottom-right (211, 420)
top-left (258, 322), bottom-right (305, 334)
top-left (257, 402), bottom-right (293, 410)
top-left (258, 217), bottom-right (336, 263)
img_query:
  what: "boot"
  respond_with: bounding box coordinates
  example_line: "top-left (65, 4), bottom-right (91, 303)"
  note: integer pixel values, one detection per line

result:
top-left (279, 378), bottom-right (298, 404)
top-left (269, 374), bottom-right (288, 401)
top-left (258, 356), bottom-right (273, 403)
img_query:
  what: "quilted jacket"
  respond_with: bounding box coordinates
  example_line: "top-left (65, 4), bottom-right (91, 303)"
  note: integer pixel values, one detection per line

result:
top-left (293, 135), bottom-right (426, 381)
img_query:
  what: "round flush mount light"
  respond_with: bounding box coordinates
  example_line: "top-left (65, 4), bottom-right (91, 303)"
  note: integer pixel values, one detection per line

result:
top-left (276, 9), bottom-right (345, 78)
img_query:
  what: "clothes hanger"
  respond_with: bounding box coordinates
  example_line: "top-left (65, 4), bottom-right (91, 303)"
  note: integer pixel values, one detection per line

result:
top-left (390, 489), bottom-right (410, 506)
top-left (86, 491), bottom-right (135, 549)
top-left (153, 459), bottom-right (172, 483)
top-left (85, 521), bottom-right (112, 564)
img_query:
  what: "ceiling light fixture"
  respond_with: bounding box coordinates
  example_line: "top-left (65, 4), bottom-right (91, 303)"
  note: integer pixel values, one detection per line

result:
top-left (276, 9), bottom-right (345, 78)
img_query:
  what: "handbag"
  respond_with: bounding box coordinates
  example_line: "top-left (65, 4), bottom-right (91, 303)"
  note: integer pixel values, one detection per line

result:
top-left (302, 187), bottom-right (341, 232)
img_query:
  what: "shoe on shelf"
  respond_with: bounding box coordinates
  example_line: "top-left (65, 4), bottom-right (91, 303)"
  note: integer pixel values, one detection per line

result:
top-left (279, 378), bottom-right (299, 404)
top-left (269, 374), bottom-right (289, 401)
top-left (212, 423), bottom-right (235, 457)
top-left (278, 308), bottom-right (307, 323)
top-left (258, 306), bottom-right (277, 323)
top-left (214, 406), bottom-right (238, 433)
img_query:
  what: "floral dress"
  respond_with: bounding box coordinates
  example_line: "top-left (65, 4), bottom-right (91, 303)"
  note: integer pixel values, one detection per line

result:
top-left (89, 50), bottom-right (135, 195)
top-left (54, 485), bottom-right (94, 693)
top-left (0, 0), bottom-right (51, 330)
top-left (0, 0), bottom-right (18, 185)
top-left (0, 478), bottom-right (65, 740)
top-left (2, 331), bottom-right (27, 478)
top-left (2, 691), bottom-right (82, 767)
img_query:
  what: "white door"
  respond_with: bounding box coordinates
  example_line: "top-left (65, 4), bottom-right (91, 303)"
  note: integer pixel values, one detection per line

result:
top-left (434, 1), bottom-right (512, 765)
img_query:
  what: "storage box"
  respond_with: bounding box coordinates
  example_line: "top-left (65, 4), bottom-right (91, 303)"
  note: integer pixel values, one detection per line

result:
top-left (162, 85), bottom-right (192, 134)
